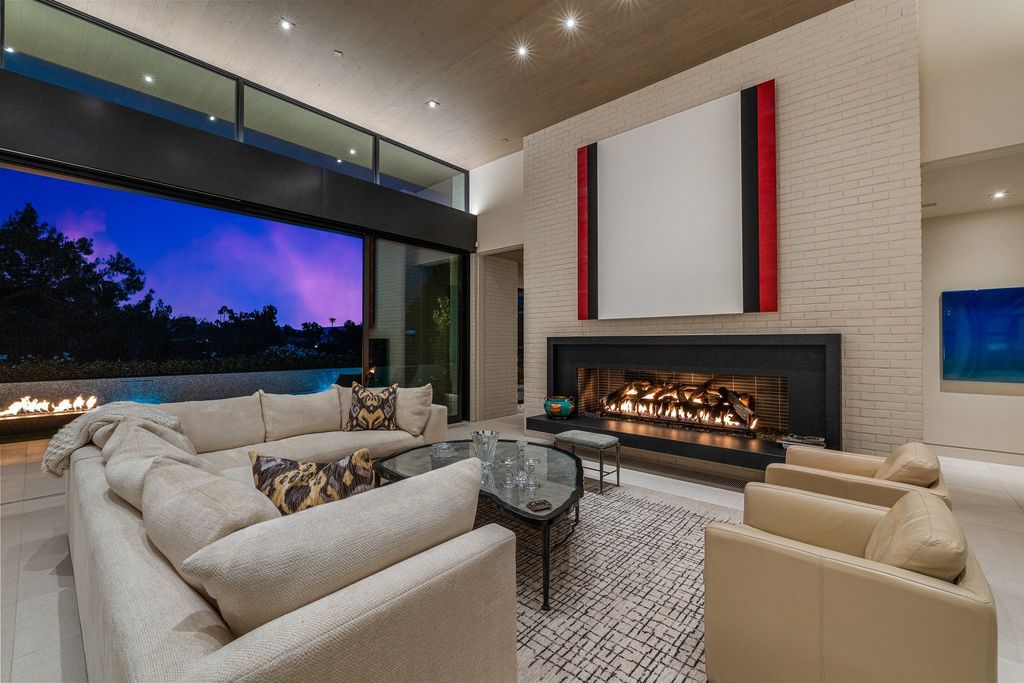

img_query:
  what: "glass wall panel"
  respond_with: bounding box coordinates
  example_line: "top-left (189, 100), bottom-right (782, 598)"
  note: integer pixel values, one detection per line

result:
top-left (378, 140), bottom-right (467, 210)
top-left (367, 239), bottom-right (462, 421)
top-left (0, 165), bottom-right (364, 384)
top-left (243, 86), bottom-right (374, 181)
top-left (2, 0), bottom-right (236, 138)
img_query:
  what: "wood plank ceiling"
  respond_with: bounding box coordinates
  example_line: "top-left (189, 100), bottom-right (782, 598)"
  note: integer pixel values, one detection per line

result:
top-left (59, 0), bottom-right (851, 170)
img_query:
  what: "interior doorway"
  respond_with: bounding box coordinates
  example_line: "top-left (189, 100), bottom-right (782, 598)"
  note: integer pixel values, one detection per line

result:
top-left (473, 246), bottom-right (524, 420)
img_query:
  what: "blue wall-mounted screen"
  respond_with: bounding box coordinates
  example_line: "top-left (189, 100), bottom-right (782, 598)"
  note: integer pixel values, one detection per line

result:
top-left (941, 286), bottom-right (1024, 383)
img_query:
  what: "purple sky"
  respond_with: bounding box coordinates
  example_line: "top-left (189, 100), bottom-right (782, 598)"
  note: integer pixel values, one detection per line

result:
top-left (0, 167), bottom-right (363, 327)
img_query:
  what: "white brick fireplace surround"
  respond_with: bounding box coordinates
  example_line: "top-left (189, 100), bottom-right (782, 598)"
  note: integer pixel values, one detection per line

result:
top-left (522, 0), bottom-right (922, 457)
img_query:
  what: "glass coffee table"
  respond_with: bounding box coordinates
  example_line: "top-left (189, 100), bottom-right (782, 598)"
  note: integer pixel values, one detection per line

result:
top-left (375, 439), bottom-right (584, 611)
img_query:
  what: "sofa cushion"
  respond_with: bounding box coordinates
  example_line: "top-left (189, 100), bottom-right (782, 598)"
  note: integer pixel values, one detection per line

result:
top-left (339, 383), bottom-right (435, 436)
top-left (160, 393), bottom-right (266, 453)
top-left (249, 449), bottom-right (375, 515)
top-left (67, 454), bottom-right (232, 681)
top-left (182, 457), bottom-right (482, 635)
top-left (874, 442), bottom-right (941, 487)
top-left (395, 384), bottom-right (433, 437)
top-left (103, 420), bottom-right (221, 511)
top-left (346, 383), bottom-right (399, 431)
top-left (142, 458), bottom-right (279, 591)
top-left (865, 490), bottom-right (968, 582)
top-left (259, 388), bottom-right (342, 441)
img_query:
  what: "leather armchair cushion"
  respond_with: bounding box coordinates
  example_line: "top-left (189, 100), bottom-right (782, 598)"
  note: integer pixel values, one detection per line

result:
top-left (865, 490), bottom-right (967, 581)
top-left (874, 442), bottom-right (940, 486)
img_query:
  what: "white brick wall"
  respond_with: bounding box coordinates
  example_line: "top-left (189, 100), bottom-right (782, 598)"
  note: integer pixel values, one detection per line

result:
top-left (522, 0), bottom-right (921, 455)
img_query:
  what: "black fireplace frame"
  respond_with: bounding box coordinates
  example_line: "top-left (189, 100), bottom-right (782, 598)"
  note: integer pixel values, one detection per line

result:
top-left (527, 334), bottom-right (841, 471)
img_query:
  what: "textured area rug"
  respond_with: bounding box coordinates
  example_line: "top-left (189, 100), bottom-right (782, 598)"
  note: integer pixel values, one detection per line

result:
top-left (477, 483), bottom-right (741, 682)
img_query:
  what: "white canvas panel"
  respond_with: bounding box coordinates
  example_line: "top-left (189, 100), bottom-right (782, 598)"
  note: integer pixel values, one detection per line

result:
top-left (596, 90), bottom-right (744, 319)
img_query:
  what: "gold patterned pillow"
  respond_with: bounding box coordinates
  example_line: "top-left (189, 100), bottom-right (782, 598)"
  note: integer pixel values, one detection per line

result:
top-left (346, 383), bottom-right (399, 431)
top-left (248, 448), bottom-right (376, 515)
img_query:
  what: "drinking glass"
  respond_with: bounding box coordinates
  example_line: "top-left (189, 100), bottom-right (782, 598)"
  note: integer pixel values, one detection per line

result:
top-left (501, 446), bottom-right (517, 489)
top-left (433, 442), bottom-right (456, 458)
top-left (471, 430), bottom-right (500, 470)
top-left (524, 456), bottom-right (541, 491)
top-left (515, 441), bottom-right (530, 488)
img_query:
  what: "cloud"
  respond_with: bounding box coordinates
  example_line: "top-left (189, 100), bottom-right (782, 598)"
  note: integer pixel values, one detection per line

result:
top-left (56, 208), bottom-right (119, 258)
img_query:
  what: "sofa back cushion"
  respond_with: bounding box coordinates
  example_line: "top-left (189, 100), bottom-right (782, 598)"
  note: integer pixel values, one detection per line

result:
top-left (260, 389), bottom-right (342, 442)
top-left (338, 383), bottom-right (434, 436)
top-left (395, 384), bottom-right (433, 437)
top-left (160, 393), bottom-right (265, 453)
top-left (873, 442), bottom-right (941, 487)
top-left (142, 458), bottom-right (280, 592)
top-left (865, 490), bottom-right (968, 582)
top-left (181, 457), bottom-right (481, 635)
top-left (102, 419), bottom-right (220, 511)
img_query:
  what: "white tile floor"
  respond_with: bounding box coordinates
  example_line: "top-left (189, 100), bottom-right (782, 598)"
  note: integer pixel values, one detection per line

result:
top-left (2, 422), bottom-right (1023, 682)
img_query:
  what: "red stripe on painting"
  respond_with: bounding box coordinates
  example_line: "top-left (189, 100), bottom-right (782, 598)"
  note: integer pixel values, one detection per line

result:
top-left (757, 80), bottom-right (778, 312)
top-left (577, 146), bottom-right (590, 320)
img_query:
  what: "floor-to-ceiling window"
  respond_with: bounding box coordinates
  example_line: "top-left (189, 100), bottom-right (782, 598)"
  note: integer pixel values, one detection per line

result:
top-left (0, 164), bottom-right (466, 418)
top-left (366, 239), bottom-right (464, 421)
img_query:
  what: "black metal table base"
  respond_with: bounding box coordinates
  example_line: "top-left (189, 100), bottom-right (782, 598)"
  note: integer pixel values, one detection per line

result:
top-left (488, 501), bottom-right (581, 610)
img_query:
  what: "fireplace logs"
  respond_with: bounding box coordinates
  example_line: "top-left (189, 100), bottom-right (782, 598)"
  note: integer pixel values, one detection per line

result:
top-left (600, 379), bottom-right (758, 433)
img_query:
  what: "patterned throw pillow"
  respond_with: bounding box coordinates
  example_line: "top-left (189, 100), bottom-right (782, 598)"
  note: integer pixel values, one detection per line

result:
top-left (248, 448), bottom-right (376, 515)
top-left (346, 383), bottom-right (399, 431)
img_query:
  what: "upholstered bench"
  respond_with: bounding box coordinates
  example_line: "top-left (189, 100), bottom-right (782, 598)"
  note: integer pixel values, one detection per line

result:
top-left (554, 430), bottom-right (621, 493)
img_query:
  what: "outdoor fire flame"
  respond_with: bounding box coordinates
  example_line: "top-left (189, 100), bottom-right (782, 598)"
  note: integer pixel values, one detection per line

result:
top-left (600, 380), bottom-right (758, 432)
top-left (0, 395), bottom-right (99, 420)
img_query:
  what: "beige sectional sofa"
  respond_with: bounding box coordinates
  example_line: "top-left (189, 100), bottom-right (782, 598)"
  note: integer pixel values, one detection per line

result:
top-left (65, 386), bottom-right (519, 682)
top-left (158, 385), bottom-right (447, 482)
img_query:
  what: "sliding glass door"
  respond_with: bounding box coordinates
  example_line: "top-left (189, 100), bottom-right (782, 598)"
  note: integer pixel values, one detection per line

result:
top-left (366, 239), bottom-right (463, 421)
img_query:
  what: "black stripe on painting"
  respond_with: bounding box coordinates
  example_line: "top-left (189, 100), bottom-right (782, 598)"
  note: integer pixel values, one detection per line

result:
top-left (587, 143), bottom-right (599, 320)
top-left (740, 86), bottom-right (760, 312)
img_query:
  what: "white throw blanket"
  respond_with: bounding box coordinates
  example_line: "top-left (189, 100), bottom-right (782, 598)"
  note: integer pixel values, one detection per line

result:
top-left (42, 401), bottom-right (189, 477)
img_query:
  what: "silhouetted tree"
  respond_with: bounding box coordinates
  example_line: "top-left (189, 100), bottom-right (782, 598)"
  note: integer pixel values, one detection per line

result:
top-left (0, 203), bottom-right (147, 360)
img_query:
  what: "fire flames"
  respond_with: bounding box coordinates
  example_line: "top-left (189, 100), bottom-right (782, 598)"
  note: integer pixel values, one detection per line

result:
top-left (601, 379), bottom-right (758, 432)
top-left (0, 395), bottom-right (99, 420)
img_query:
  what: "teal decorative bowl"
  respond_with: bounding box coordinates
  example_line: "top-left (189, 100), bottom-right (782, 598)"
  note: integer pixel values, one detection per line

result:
top-left (544, 395), bottom-right (576, 420)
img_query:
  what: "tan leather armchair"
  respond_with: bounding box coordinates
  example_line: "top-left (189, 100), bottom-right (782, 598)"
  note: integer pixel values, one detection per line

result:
top-left (765, 443), bottom-right (951, 508)
top-left (704, 484), bottom-right (996, 683)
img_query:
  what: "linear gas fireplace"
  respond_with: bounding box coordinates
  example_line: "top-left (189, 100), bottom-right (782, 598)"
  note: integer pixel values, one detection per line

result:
top-left (578, 369), bottom-right (787, 439)
top-left (527, 335), bottom-right (841, 471)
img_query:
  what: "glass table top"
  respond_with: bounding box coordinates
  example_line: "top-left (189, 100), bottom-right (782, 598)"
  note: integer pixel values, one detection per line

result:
top-left (375, 439), bottom-right (584, 522)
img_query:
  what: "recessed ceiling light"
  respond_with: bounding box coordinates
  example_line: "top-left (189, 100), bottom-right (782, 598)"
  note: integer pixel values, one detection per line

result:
top-left (143, 74), bottom-right (154, 83)
top-left (517, 44), bottom-right (528, 57)
top-left (426, 99), bottom-right (440, 109)
top-left (279, 18), bottom-right (294, 30)
top-left (332, 49), bottom-right (344, 59)
top-left (562, 14), bottom-right (579, 30)
top-left (349, 148), bottom-right (357, 155)
top-left (3, 47), bottom-right (14, 54)
top-left (992, 190), bottom-right (1007, 199)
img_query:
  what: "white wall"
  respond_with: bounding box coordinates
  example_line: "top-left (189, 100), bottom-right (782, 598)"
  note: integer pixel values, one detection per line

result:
top-left (919, 0), bottom-right (1024, 162)
top-left (923, 206), bottom-right (1024, 459)
top-left (469, 151), bottom-right (523, 253)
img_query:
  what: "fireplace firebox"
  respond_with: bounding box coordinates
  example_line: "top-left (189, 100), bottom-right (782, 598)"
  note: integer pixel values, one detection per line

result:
top-left (578, 368), bottom-right (787, 438)
top-left (527, 335), bottom-right (841, 471)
